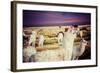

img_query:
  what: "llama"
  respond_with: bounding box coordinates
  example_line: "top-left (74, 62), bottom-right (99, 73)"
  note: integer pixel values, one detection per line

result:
top-left (29, 31), bottom-right (37, 47)
top-left (38, 35), bottom-right (44, 47)
top-left (62, 30), bottom-right (77, 60)
top-left (57, 32), bottom-right (64, 46)
top-left (71, 38), bottom-right (87, 60)
top-left (23, 46), bottom-right (37, 62)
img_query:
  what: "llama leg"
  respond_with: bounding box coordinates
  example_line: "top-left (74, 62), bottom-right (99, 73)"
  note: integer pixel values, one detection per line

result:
top-left (75, 56), bottom-right (79, 60)
top-left (71, 55), bottom-right (76, 60)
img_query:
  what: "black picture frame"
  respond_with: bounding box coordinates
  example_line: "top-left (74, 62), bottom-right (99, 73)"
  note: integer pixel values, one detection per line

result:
top-left (11, 1), bottom-right (98, 72)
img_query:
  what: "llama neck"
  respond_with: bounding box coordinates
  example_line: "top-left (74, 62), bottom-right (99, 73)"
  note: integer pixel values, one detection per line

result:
top-left (79, 43), bottom-right (86, 55)
top-left (81, 44), bottom-right (86, 49)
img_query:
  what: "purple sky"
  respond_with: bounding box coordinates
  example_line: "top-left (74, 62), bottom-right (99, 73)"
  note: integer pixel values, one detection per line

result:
top-left (23, 10), bottom-right (91, 27)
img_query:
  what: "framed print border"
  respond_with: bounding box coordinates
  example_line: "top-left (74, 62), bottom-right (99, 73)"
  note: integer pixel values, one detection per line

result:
top-left (11, 1), bottom-right (98, 72)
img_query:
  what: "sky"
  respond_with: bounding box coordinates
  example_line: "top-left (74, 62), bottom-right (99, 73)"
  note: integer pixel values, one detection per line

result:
top-left (23, 10), bottom-right (91, 27)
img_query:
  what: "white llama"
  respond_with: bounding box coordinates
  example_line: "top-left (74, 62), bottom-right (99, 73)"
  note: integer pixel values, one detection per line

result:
top-left (72, 38), bottom-right (87, 60)
top-left (58, 32), bottom-right (63, 46)
top-left (29, 31), bottom-right (37, 47)
top-left (62, 30), bottom-right (77, 60)
top-left (38, 35), bottom-right (44, 47)
top-left (23, 46), bottom-right (37, 62)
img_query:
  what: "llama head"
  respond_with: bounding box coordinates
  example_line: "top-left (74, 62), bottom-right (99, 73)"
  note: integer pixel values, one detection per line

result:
top-left (81, 38), bottom-right (87, 46)
top-left (32, 31), bottom-right (37, 35)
